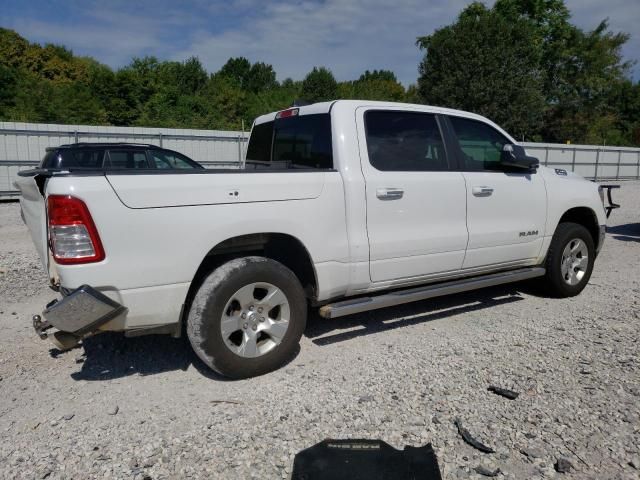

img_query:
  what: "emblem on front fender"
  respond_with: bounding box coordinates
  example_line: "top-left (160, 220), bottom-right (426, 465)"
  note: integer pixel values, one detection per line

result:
top-left (519, 230), bottom-right (538, 237)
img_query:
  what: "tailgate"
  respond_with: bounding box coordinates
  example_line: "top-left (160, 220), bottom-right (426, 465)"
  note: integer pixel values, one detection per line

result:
top-left (14, 175), bottom-right (49, 269)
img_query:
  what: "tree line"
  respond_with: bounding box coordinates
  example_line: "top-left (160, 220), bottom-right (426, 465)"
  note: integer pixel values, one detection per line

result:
top-left (0, 0), bottom-right (638, 145)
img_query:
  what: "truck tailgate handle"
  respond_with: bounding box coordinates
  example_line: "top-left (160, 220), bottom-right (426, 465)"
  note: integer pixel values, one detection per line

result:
top-left (472, 186), bottom-right (494, 197)
top-left (376, 188), bottom-right (404, 200)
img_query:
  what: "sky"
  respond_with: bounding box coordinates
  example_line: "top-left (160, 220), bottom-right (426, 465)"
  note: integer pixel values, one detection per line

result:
top-left (1, 0), bottom-right (638, 85)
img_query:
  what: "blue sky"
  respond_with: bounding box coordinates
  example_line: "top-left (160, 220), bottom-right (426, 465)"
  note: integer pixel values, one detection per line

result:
top-left (1, 0), bottom-right (638, 85)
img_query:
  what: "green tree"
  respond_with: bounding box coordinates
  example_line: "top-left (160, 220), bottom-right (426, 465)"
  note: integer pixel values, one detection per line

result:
top-left (358, 69), bottom-right (398, 83)
top-left (218, 57), bottom-right (252, 89)
top-left (417, 2), bottom-right (546, 138)
top-left (0, 64), bottom-right (17, 116)
top-left (300, 67), bottom-right (338, 103)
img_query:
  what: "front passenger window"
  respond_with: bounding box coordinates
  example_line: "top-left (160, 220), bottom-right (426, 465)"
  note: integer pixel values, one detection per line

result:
top-left (107, 150), bottom-right (149, 169)
top-left (449, 116), bottom-right (509, 171)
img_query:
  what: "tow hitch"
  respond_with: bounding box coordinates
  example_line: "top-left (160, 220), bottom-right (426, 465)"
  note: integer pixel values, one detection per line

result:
top-left (33, 285), bottom-right (127, 350)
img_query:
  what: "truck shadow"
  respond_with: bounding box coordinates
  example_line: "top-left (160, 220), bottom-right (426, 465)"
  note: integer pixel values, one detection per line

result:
top-left (305, 284), bottom-right (529, 346)
top-left (607, 223), bottom-right (640, 243)
top-left (64, 283), bottom-right (533, 381)
top-left (64, 331), bottom-right (300, 382)
top-left (63, 334), bottom-right (233, 382)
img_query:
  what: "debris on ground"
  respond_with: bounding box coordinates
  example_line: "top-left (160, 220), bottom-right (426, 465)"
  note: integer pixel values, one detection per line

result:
top-left (454, 418), bottom-right (495, 454)
top-left (474, 465), bottom-right (501, 477)
top-left (554, 457), bottom-right (574, 473)
top-left (487, 385), bottom-right (519, 400)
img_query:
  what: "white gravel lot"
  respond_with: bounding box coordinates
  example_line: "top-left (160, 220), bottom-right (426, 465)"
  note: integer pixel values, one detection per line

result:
top-left (0, 183), bottom-right (638, 480)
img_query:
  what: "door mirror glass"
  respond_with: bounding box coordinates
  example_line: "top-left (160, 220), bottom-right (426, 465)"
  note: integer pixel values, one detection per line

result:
top-left (500, 144), bottom-right (539, 171)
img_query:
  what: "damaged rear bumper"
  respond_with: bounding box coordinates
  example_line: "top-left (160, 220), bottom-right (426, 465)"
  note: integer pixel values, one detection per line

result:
top-left (33, 285), bottom-right (127, 340)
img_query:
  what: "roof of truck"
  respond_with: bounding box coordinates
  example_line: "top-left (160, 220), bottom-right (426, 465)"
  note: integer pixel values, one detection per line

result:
top-left (252, 99), bottom-right (513, 142)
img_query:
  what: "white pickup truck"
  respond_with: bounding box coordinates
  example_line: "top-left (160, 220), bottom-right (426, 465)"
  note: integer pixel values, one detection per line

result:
top-left (16, 100), bottom-right (609, 378)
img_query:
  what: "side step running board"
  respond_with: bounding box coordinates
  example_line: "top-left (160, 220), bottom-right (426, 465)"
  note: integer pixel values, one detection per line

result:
top-left (318, 267), bottom-right (545, 319)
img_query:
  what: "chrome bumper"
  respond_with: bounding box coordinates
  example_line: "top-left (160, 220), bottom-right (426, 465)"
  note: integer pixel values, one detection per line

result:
top-left (33, 285), bottom-right (127, 339)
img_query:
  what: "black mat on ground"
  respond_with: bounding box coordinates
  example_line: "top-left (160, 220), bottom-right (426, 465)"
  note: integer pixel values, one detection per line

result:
top-left (291, 439), bottom-right (442, 480)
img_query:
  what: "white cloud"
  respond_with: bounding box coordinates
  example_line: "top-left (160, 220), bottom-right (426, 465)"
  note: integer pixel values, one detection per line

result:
top-left (4, 0), bottom-right (638, 83)
top-left (175, 0), bottom-right (471, 85)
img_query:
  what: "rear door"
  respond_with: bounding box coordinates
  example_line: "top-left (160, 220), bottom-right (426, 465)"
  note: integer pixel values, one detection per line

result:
top-left (445, 115), bottom-right (547, 269)
top-left (357, 108), bottom-right (468, 283)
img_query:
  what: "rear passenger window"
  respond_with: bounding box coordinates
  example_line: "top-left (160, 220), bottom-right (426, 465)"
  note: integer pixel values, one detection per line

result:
top-left (59, 149), bottom-right (104, 169)
top-left (448, 116), bottom-right (509, 171)
top-left (107, 150), bottom-right (149, 169)
top-left (245, 114), bottom-right (333, 169)
top-left (364, 111), bottom-right (448, 171)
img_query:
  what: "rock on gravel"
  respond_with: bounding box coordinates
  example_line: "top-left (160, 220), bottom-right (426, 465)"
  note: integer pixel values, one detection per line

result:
top-left (554, 457), bottom-right (574, 473)
top-left (1, 182), bottom-right (640, 479)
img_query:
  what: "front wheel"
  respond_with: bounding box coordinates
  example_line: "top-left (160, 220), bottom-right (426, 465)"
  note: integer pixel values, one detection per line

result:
top-left (543, 222), bottom-right (595, 297)
top-left (187, 256), bottom-right (307, 379)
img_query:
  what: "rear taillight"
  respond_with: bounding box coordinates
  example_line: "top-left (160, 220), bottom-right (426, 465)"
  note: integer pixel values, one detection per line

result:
top-left (47, 195), bottom-right (105, 264)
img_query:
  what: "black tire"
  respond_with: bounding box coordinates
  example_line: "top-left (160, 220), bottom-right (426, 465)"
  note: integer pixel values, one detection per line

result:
top-left (543, 222), bottom-right (595, 297)
top-left (187, 256), bottom-right (307, 379)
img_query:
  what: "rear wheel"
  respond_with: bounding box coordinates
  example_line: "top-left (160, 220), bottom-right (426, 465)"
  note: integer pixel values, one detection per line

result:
top-left (543, 222), bottom-right (595, 297)
top-left (187, 256), bottom-right (307, 378)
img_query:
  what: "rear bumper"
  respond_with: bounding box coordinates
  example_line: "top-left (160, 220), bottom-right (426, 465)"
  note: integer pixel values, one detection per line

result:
top-left (33, 285), bottom-right (127, 339)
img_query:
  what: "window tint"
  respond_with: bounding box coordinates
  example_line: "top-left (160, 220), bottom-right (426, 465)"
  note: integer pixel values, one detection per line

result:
top-left (245, 114), bottom-right (333, 169)
top-left (39, 151), bottom-right (58, 168)
top-left (58, 149), bottom-right (105, 169)
top-left (149, 150), bottom-right (198, 169)
top-left (246, 121), bottom-right (273, 164)
top-left (364, 111), bottom-right (448, 172)
top-left (449, 116), bottom-right (509, 171)
top-left (107, 150), bottom-right (149, 169)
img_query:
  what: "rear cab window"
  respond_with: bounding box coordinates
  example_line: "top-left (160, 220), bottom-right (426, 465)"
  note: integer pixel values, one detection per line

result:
top-left (245, 113), bottom-right (333, 170)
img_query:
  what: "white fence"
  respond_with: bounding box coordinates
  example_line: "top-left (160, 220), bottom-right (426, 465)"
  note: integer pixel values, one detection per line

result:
top-left (522, 142), bottom-right (640, 181)
top-left (1, 121), bottom-right (639, 197)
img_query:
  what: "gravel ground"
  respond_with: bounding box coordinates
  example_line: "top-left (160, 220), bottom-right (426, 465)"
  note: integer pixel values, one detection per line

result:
top-left (0, 184), bottom-right (639, 480)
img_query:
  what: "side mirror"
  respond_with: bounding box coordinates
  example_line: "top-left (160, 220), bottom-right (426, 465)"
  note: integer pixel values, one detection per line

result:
top-left (500, 144), bottom-right (539, 172)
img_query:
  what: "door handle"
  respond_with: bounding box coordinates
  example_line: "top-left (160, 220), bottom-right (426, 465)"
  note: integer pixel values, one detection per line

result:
top-left (472, 186), bottom-right (494, 197)
top-left (376, 188), bottom-right (404, 200)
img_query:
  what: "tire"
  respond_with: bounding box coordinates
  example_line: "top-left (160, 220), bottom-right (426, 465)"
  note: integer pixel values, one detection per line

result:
top-left (187, 256), bottom-right (307, 379)
top-left (543, 222), bottom-right (595, 297)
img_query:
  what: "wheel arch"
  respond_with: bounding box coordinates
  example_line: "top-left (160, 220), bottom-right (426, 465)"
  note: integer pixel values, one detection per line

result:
top-left (556, 207), bottom-right (600, 250)
top-left (182, 232), bottom-right (318, 324)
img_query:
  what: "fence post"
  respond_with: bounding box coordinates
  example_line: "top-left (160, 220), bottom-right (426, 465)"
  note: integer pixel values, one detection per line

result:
top-left (544, 147), bottom-right (549, 166)
top-left (571, 148), bottom-right (576, 172)
top-left (237, 135), bottom-right (242, 164)
top-left (615, 150), bottom-right (621, 180)
top-left (159, 132), bottom-right (163, 147)
top-left (637, 151), bottom-right (640, 180)
top-left (74, 130), bottom-right (79, 144)
top-left (594, 149), bottom-right (599, 181)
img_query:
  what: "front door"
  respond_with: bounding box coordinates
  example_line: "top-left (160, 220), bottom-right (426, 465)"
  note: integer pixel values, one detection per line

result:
top-left (446, 115), bottom-right (547, 269)
top-left (357, 108), bottom-right (469, 283)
